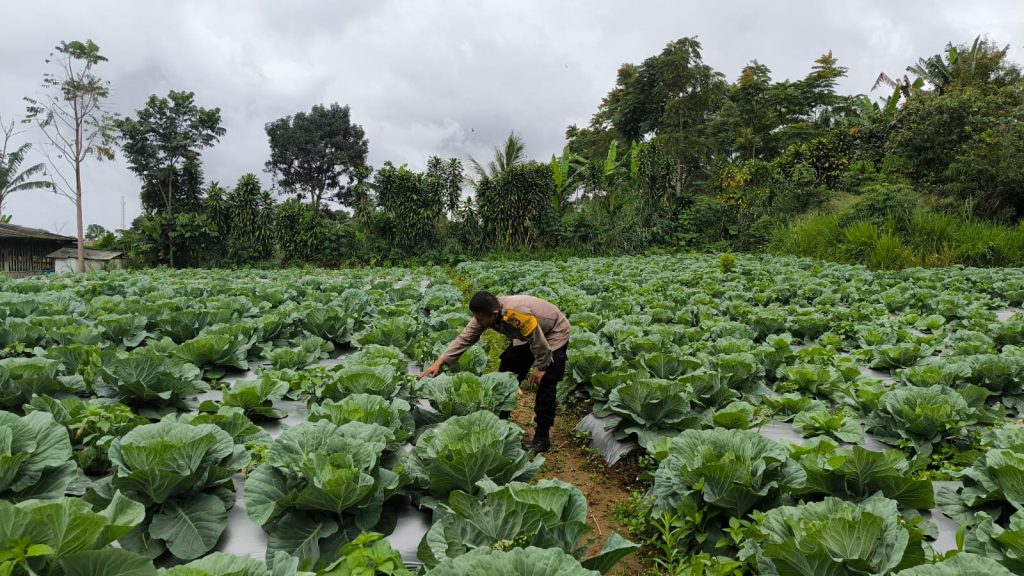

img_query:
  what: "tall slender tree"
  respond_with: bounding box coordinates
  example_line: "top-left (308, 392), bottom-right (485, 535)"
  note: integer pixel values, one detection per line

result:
top-left (24, 40), bottom-right (116, 272)
top-left (225, 174), bottom-right (275, 264)
top-left (426, 156), bottom-right (464, 215)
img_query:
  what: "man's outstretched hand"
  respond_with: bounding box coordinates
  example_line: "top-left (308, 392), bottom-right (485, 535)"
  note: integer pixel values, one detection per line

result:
top-left (529, 369), bottom-right (545, 385)
top-left (418, 361), bottom-right (442, 380)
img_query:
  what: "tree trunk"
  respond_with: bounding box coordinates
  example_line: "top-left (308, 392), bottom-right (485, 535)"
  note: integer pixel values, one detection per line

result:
top-left (311, 189), bottom-right (322, 214)
top-left (75, 161), bottom-right (85, 273)
top-left (166, 168), bottom-right (175, 268)
top-left (74, 100), bottom-right (85, 274)
top-left (167, 200), bottom-right (175, 267)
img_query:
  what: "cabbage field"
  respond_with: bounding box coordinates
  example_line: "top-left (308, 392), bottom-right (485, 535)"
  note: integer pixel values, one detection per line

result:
top-left (3, 254), bottom-right (1024, 575)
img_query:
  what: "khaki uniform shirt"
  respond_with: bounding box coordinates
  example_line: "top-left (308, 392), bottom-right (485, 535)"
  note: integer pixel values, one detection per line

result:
top-left (439, 295), bottom-right (571, 371)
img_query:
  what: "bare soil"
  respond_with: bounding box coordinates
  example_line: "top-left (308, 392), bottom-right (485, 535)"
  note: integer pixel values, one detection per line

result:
top-left (511, 388), bottom-right (650, 576)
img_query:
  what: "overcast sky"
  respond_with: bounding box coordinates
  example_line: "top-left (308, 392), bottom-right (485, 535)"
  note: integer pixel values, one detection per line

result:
top-left (1, 0), bottom-right (1021, 233)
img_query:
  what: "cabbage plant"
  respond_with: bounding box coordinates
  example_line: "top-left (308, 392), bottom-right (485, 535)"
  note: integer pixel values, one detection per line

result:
top-left (296, 304), bottom-right (355, 344)
top-left (314, 365), bottom-right (410, 401)
top-left (419, 372), bottom-right (519, 421)
top-left (778, 363), bottom-right (844, 398)
top-left (201, 373), bottom-right (290, 420)
top-left (938, 426), bottom-right (1024, 526)
top-left (968, 351), bottom-right (1024, 411)
top-left (345, 344), bottom-right (409, 374)
top-left (0, 357), bottom-right (84, 409)
top-left (180, 406), bottom-right (272, 447)
top-left (711, 400), bottom-right (757, 430)
top-left (900, 362), bottom-right (972, 388)
top-left (309, 394), bottom-right (415, 446)
top-left (865, 385), bottom-right (977, 458)
top-left (94, 312), bottom-right (150, 348)
top-left (605, 378), bottom-right (699, 449)
top-left (793, 407), bottom-right (864, 444)
top-left (0, 493), bottom-right (152, 576)
top-left (405, 411), bottom-right (542, 506)
top-left (747, 494), bottom-right (928, 575)
top-left (263, 335), bottom-right (333, 370)
top-left (0, 317), bottom-right (47, 348)
top-left (91, 420), bottom-right (249, 561)
top-left (419, 478), bottom-right (637, 573)
top-left (0, 410), bottom-right (79, 501)
top-left (174, 324), bottom-right (256, 378)
top-left (763, 393), bottom-right (827, 422)
top-left (96, 347), bottom-right (208, 417)
top-left (652, 429), bottom-right (805, 522)
top-left (791, 437), bottom-right (935, 510)
top-left (355, 317), bottom-right (419, 357)
top-left (244, 421), bottom-right (405, 567)
top-left (428, 547), bottom-right (601, 576)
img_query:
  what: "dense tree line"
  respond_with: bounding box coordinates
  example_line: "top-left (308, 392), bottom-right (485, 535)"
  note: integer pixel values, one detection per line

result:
top-left (8, 35), bottom-right (1024, 268)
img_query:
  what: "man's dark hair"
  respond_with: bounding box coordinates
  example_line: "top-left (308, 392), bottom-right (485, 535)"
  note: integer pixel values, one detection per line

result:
top-left (469, 290), bottom-right (500, 314)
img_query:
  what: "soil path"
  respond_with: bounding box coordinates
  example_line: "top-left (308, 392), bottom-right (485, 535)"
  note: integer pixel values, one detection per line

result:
top-left (511, 388), bottom-right (649, 576)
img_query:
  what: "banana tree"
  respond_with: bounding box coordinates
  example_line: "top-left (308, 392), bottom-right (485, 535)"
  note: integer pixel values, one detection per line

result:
top-left (0, 118), bottom-right (53, 218)
top-left (550, 145), bottom-right (586, 216)
top-left (133, 214), bottom-right (167, 261)
top-left (907, 53), bottom-right (953, 94)
top-left (846, 86), bottom-right (903, 132)
top-left (572, 141), bottom-right (641, 216)
top-left (598, 141), bottom-right (642, 217)
top-left (872, 72), bottom-right (924, 100)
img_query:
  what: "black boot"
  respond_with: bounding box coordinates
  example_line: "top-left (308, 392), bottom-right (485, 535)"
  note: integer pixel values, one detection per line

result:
top-left (525, 427), bottom-right (551, 453)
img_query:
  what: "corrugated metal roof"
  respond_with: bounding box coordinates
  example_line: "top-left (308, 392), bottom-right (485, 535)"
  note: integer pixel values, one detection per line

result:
top-left (46, 248), bottom-right (125, 260)
top-left (0, 223), bottom-right (75, 241)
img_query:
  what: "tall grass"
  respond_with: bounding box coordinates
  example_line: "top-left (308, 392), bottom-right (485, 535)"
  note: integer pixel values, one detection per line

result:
top-left (771, 208), bottom-right (1024, 269)
top-left (841, 221), bottom-right (881, 262)
top-left (770, 215), bottom-right (842, 261)
top-left (867, 232), bottom-right (915, 270)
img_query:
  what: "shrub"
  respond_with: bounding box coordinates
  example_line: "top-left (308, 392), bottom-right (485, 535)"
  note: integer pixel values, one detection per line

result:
top-left (840, 183), bottom-right (917, 230)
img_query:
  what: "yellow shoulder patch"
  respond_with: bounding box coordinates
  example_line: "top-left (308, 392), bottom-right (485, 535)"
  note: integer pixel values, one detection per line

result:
top-left (502, 309), bottom-right (538, 338)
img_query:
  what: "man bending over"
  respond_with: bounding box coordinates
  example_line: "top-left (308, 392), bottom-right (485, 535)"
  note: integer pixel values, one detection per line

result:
top-left (419, 290), bottom-right (571, 452)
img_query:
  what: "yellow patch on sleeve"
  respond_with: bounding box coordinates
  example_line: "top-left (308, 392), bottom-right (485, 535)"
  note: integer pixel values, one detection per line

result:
top-left (502, 309), bottom-right (538, 338)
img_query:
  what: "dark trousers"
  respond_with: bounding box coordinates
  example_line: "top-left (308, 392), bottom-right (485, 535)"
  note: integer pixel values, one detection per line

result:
top-left (498, 343), bottom-right (568, 432)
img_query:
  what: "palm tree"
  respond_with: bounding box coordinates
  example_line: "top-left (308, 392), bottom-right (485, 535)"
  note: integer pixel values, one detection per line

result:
top-left (466, 131), bottom-right (527, 186)
top-left (0, 117), bottom-right (53, 218)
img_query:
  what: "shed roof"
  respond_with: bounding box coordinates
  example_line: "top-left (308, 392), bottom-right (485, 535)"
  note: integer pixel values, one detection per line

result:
top-left (46, 248), bottom-right (125, 260)
top-left (0, 223), bottom-right (75, 241)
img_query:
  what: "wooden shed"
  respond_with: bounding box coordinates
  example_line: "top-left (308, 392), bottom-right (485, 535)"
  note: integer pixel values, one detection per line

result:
top-left (0, 223), bottom-right (75, 278)
top-left (47, 247), bottom-right (126, 274)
